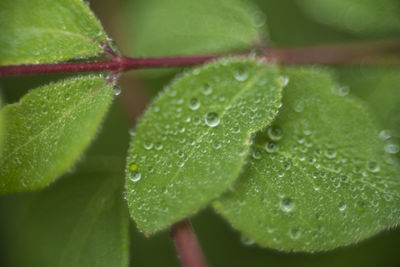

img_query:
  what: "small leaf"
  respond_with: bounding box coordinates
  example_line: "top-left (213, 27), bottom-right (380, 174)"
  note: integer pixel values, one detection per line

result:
top-left (126, 0), bottom-right (264, 57)
top-left (297, 0), bottom-right (400, 36)
top-left (0, 75), bottom-right (114, 194)
top-left (0, 170), bottom-right (129, 267)
top-left (0, 0), bottom-right (108, 65)
top-left (214, 69), bottom-right (400, 252)
top-left (126, 58), bottom-right (283, 233)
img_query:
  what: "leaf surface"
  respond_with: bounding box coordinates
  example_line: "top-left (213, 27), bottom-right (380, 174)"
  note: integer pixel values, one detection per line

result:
top-left (297, 0), bottom-right (400, 36)
top-left (126, 0), bottom-right (264, 57)
top-left (214, 69), bottom-right (400, 252)
top-left (0, 0), bottom-right (107, 65)
top-left (0, 75), bottom-right (113, 194)
top-left (0, 170), bottom-right (129, 267)
top-left (126, 58), bottom-right (283, 233)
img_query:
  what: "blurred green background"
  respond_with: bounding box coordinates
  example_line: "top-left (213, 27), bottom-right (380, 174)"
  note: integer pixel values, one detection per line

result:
top-left (1, 0), bottom-right (399, 266)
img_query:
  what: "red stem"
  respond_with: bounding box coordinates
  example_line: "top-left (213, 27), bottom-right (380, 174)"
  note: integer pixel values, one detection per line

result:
top-left (0, 40), bottom-right (400, 77)
top-left (171, 219), bottom-right (208, 267)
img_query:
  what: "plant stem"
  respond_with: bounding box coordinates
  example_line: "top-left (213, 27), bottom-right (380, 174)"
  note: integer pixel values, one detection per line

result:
top-left (1, 39), bottom-right (399, 77)
top-left (171, 219), bottom-right (208, 267)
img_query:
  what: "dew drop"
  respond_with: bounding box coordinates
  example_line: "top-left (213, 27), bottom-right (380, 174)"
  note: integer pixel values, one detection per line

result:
top-left (280, 197), bottom-right (293, 212)
top-left (279, 76), bottom-right (289, 87)
top-left (144, 142), bottom-right (153, 150)
top-left (290, 229), bottom-right (300, 239)
top-left (201, 83), bottom-right (213, 95)
top-left (265, 141), bottom-right (278, 153)
top-left (213, 141), bottom-right (221, 149)
top-left (324, 149), bottom-right (337, 159)
top-left (267, 126), bottom-right (283, 141)
top-left (113, 85), bottom-right (121, 96)
top-left (241, 235), bottom-right (255, 245)
top-left (385, 142), bottom-right (399, 154)
top-left (333, 86), bottom-right (350, 96)
top-left (155, 142), bottom-right (163, 151)
top-left (251, 11), bottom-right (266, 28)
top-left (338, 202), bottom-right (347, 212)
top-left (129, 170), bottom-right (141, 182)
top-left (234, 68), bottom-right (249, 81)
top-left (189, 98), bottom-right (200, 110)
top-left (367, 161), bottom-right (380, 173)
top-left (293, 101), bottom-right (304, 112)
top-left (205, 112), bottom-right (220, 127)
top-left (379, 129), bottom-right (391, 140)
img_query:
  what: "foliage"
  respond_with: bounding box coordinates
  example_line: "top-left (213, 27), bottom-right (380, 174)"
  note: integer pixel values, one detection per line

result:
top-left (0, 0), bottom-right (400, 266)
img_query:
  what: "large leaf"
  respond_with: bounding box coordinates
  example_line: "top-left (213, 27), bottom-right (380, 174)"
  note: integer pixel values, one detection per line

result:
top-left (0, 0), bottom-right (108, 65)
top-left (126, 58), bottom-right (284, 233)
top-left (297, 0), bottom-right (400, 36)
top-left (126, 0), bottom-right (264, 58)
top-left (0, 170), bottom-right (129, 267)
top-left (214, 69), bottom-right (400, 252)
top-left (0, 75), bottom-right (114, 194)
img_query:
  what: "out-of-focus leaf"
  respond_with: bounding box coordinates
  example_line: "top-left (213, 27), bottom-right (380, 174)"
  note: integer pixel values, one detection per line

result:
top-left (0, 75), bottom-right (113, 194)
top-left (334, 66), bottom-right (400, 141)
top-left (0, 0), bottom-right (108, 65)
top-left (126, 58), bottom-right (284, 233)
top-left (126, 0), bottom-right (265, 57)
top-left (297, 0), bottom-right (400, 36)
top-left (214, 69), bottom-right (400, 252)
top-left (0, 170), bottom-right (129, 267)
top-left (254, 0), bottom-right (353, 46)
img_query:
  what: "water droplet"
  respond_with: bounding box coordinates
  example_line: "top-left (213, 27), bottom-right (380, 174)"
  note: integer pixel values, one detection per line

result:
top-left (113, 85), bottom-right (121, 96)
top-left (240, 235), bottom-right (255, 245)
top-left (205, 112), bottom-right (220, 127)
top-left (281, 197), bottom-right (293, 212)
top-left (265, 141), bottom-right (278, 153)
top-left (379, 129), bottom-right (391, 140)
top-left (155, 142), bottom-right (163, 150)
top-left (129, 170), bottom-right (141, 182)
top-left (129, 129), bottom-right (136, 137)
top-left (213, 141), bottom-right (221, 149)
top-left (251, 11), bottom-right (266, 28)
top-left (338, 202), bottom-right (347, 212)
top-left (268, 126), bottom-right (283, 141)
top-left (333, 86), bottom-right (350, 96)
top-left (279, 76), bottom-right (289, 87)
top-left (385, 142), bottom-right (399, 154)
top-left (293, 101), bottom-right (304, 112)
top-left (189, 98), bottom-right (200, 110)
top-left (252, 150), bottom-right (262, 159)
top-left (367, 161), bottom-right (380, 173)
top-left (290, 229), bottom-right (300, 239)
top-left (324, 149), bottom-right (337, 159)
top-left (234, 68), bottom-right (249, 81)
top-left (201, 83), bottom-right (213, 95)
top-left (144, 142), bottom-right (153, 150)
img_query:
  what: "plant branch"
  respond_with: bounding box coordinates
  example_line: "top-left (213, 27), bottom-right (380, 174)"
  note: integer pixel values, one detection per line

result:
top-left (1, 39), bottom-right (400, 77)
top-left (171, 219), bottom-right (208, 267)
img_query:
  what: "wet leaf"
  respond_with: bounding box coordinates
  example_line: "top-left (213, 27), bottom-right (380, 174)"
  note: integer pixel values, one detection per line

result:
top-left (126, 58), bottom-right (283, 233)
top-left (0, 170), bottom-right (129, 267)
top-left (214, 68), bottom-right (400, 252)
top-left (297, 0), bottom-right (400, 36)
top-left (0, 75), bottom-right (114, 194)
top-left (0, 0), bottom-right (108, 65)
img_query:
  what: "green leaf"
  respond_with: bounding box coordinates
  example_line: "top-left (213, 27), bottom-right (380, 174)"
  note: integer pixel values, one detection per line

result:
top-left (0, 0), bottom-right (108, 65)
top-left (126, 0), bottom-right (264, 57)
top-left (0, 75), bottom-right (114, 194)
top-left (0, 170), bottom-right (129, 267)
top-left (297, 0), bottom-right (400, 36)
top-left (214, 68), bottom-right (400, 252)
top-left (334, 66), bottom-right (400, 140)
top-left (126, 58), bottom-right (283, 233)
top-left (0, 95), bottom-right (3, 155)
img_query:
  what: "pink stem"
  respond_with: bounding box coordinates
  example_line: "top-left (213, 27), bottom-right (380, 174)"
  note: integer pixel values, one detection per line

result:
top-left (171, 219), bottom-right (208, 267)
